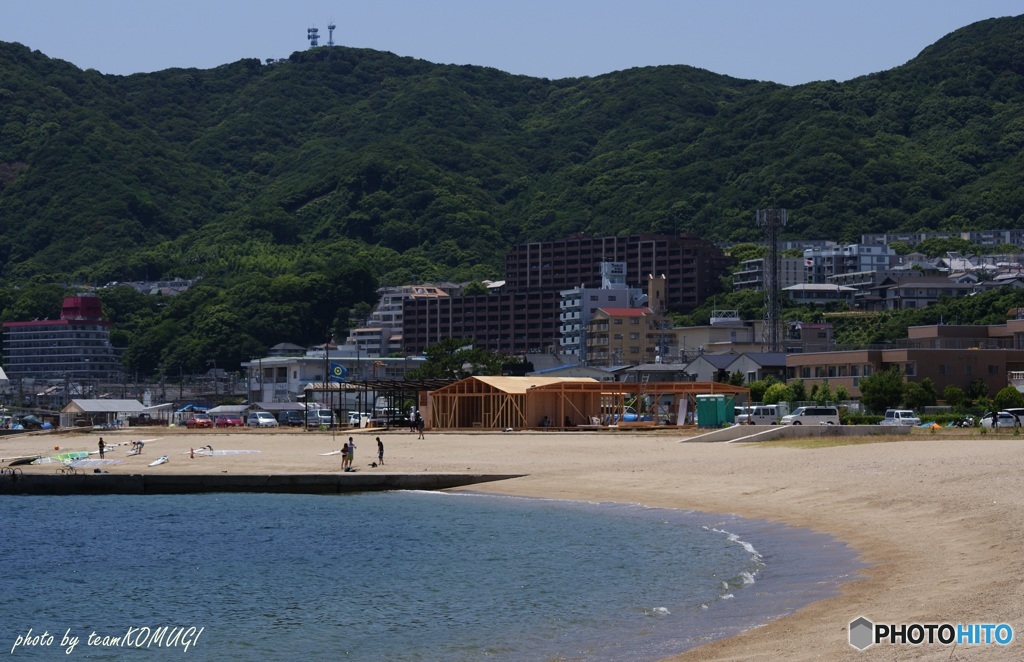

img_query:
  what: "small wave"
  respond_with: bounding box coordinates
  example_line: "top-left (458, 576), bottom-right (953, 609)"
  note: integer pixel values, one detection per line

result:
top-left (722, 594), bottom-right (734, 600)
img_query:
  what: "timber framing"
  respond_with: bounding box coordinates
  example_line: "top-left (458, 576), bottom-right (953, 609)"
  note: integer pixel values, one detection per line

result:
top-left (428, 376), bottom-right (749, 430)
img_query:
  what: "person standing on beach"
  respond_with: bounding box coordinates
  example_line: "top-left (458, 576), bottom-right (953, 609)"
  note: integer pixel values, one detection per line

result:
top-left (376, 437), bottom-right (384, 466)
top-left (347, 437), bottom-right (356, 469)
top-left (416, 416), bottom-right (425, 439)
top-left (97, 437), bottom-right (105, 458)
top-left (341, 440), bottom-right (350, 470)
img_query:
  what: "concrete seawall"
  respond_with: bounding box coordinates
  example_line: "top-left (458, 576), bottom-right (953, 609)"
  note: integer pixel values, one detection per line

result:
top-left (683, 424), bottom-right (913, 443)
top-left (0, 472), bottom-right (525, 496)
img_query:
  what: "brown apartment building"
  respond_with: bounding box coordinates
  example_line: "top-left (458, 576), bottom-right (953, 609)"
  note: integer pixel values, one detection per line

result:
top-left (786, 322), bottom-right (1024, 399)
top-left (584, 307), bottom-right (667, 367)
top-left (402, 233), bottom-right (730, 355)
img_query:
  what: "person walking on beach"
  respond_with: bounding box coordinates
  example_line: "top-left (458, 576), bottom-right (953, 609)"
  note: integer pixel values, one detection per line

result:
top-left (416, 416), bottom-right (425, 439)
top-left (376, 437), bottom-right (384, 466)
top-left (341, 440), bottom-right (350, 470)
top-left (347, 437), bottom-right (356, 469)
top-left (97, 437), bottom-right (105, 458)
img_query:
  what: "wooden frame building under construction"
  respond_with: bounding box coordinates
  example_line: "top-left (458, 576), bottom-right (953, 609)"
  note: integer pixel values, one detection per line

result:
top-left (427, 376), bottom-right (749, 430)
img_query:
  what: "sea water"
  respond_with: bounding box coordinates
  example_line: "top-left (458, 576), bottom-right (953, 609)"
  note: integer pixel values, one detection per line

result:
top-left (0, 492), bottom-right (861, 660)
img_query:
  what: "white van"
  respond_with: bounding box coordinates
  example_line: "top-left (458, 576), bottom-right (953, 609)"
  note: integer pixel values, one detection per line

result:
top-left (738, 404), bottom-right (789, 425)
top-left (879, 409), bottom-right (921, 426)
top-left (306, 408), bottom-right (335, 427)
top-left (781, 406), bottom-right (840, 426)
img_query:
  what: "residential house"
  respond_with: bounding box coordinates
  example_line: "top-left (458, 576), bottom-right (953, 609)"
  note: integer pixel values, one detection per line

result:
top-left (684, 352), bottom-right (787, 384)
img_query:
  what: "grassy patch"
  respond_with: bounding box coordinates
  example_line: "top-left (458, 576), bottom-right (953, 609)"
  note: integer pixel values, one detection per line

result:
top-left (748, 436), bottom-right (923, 449)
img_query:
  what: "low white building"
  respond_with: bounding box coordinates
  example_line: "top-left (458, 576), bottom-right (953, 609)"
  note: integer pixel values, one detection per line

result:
top-left (241, 352), bottom-right (426, 405)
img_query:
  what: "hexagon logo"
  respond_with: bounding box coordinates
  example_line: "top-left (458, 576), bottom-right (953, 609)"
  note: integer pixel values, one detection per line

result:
top-left (849, 616), bottom-right (874, 651)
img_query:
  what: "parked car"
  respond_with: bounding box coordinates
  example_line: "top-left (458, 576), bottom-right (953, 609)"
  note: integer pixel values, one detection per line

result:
top-left (247, 411), bottom-right (280, 428)
top-left (737, 404), bottom-right (789, 425)
top-left (306, 409), bottom-right (335, 427)
top-left (184, 413), bottom-right (213, 429)
top-left (879, 409), bottom-right (921, 426)
top-left (348, 412), bottom-right (371, 427)
top-left (979, 411), bottom-right (1020, 428)
top-left (215, 414), bottom-right (244, 428)
top-left (781, 406), bottom-right (840, 426)
top-left (278, 411), bottom-right (304, 427)
top-left (1002, 408), bottom-right (1024, 422)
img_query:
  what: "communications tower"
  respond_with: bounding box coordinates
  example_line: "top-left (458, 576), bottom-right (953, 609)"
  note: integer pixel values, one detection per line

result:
top-left (307, 27), bottom-right (320, 48)
top-left (327, 21), bottom-right (336, 47)
top-left (756, 208), bottom-right (787, 353)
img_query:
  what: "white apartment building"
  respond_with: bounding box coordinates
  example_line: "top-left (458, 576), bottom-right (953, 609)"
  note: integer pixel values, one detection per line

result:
top-left (338, 284), bottom-right (451, 357)
top-left (803, 244), bottom-right (896, 283)
top-left (558, 262), bottom-right (646, 358)
top-left (733, 257), bottom-right (807, 291)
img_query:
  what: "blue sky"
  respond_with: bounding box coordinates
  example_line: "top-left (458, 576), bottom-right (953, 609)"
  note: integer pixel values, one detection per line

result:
top-left (1, 1), bottom-right (1021, 85)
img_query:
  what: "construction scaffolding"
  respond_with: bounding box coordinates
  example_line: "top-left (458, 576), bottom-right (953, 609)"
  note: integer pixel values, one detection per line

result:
top-left (427, 376), bottom-right (749, 430)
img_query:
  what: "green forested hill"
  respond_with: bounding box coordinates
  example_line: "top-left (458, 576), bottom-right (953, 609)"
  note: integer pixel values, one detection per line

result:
top-left (1, 15), bottom-right (1023, 376)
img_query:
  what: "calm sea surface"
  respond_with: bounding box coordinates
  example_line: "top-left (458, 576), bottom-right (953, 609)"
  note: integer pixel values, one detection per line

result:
top-left (0, 492), bottom-right (861, 660)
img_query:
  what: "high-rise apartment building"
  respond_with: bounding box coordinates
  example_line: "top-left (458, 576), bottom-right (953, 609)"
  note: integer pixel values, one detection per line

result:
top-left (402, 233), bottom-right (729, 355)
top-left (2, 294), bottom-right (122, 386)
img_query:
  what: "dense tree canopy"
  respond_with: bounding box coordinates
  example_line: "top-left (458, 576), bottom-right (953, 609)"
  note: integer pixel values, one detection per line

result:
top-left (3, 15), bottom-right (1024, 377)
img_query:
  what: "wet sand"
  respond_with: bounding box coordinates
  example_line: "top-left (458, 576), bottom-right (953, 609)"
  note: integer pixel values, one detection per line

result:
top-left (3, 425), bottom-right (1022, 660)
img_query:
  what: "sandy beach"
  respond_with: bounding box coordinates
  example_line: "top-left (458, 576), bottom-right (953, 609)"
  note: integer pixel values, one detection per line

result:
top-left (3, 425), bottom-right (1022, 660)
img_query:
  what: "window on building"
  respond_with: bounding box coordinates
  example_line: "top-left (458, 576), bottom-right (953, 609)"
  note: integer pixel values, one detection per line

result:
top-left (905, 363), bottom-right (915, 376)
top-left (966, 365), bottom-right (973, 376)
top-left (939, 364), bottom-right (949, 375)
top-left (630, 332), bottom-right (639, 340)
top-left (613, 319), bottom-right (623, 325)
top-left (989, 365), bottom-right (999, 375)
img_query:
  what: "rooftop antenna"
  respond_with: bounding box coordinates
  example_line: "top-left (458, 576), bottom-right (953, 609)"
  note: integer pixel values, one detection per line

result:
top-left (327, 20), bottom-right (336, 47)
top-left (307, 26), bottom-right (320, 48)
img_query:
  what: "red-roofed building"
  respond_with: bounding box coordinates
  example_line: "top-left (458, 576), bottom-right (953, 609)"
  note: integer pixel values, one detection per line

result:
top-left (2, 294), bottom-right (122, 394)
top-left (585, 307), bottom-right (668, 366)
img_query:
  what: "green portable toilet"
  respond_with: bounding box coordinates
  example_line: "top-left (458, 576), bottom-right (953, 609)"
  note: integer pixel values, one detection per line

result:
top-left (695, 394), bottom-right (736, 428)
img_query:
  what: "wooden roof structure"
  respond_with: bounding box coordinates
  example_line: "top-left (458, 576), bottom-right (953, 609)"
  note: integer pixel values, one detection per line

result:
top-left (428, 376), bottom-right (749, 430)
